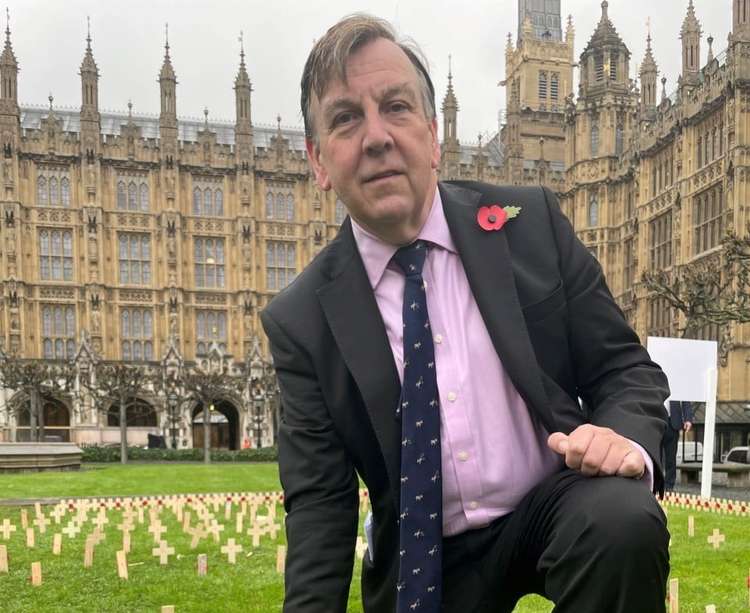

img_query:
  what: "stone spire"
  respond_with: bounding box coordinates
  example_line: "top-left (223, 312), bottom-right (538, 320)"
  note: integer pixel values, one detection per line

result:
top-left (580, 1), bottom-right (631, 97)
top-left (680, 0), bottom-right (702, 78)
top-left (159, 23), bottom-right (178, 142)
top-left (234, 31), bottom-right (252, 130)
top-left (640, 29), bottom-right (659, 111)
top-left (441, 55), bottom-right (459, 148)
top-left (734, 0), bottom-right (750, 40)
top-left (79, 17), bottom-right (99, 118)
top-left (0, 8), bottom-right (19, 115)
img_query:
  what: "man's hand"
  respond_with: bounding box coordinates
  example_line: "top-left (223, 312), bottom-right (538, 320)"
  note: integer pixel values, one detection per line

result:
top-left (683, 421), bottom-right (692, 433)
top-left (547, 424), bottom-right (645, 478)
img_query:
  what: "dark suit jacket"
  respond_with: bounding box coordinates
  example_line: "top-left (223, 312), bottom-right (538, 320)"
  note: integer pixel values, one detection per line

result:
top-left (260, 181), bottom-right (670, 613)
top-left (668, 400), bottom-right (694, 430)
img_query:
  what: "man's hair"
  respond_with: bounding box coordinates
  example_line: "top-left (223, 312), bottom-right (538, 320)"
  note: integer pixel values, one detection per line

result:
top-left (301, 13), bottom-right (436, 142)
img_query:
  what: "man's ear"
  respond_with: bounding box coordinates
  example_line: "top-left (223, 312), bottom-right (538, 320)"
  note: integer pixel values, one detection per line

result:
top-left (305, 138), bottom-right (332, 191)
top-left (429, 117), bottom-right (440, 170)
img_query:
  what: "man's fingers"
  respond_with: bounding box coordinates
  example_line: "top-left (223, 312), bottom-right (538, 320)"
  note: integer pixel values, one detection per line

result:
top-left (616, 449), bottom-right (646, 478)
top-left (580, 437), bottom-right (611, 477)
top-left (547, 432), bottom-right (569, 455)
top-left (562, 426), bottom-right (596, 471)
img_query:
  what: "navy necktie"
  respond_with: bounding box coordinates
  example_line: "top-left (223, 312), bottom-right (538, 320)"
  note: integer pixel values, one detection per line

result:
top-left (392, 240), bottom-right (442, 612)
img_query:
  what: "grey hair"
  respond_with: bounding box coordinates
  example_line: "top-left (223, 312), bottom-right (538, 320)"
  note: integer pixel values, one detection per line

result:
top-left (300, 13), bottom-right (436, 142)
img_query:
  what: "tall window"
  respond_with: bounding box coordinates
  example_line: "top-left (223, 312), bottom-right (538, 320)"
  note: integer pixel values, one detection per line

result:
top-left (121, 308), bottom-right (154, 361)
top-left (194, 237), bottom-right (226, 288)
top-left (595, 55), bottom-right (604, 81)
top-left (590, 121), bottom-right (599, 157)
top-left (623, 238), bottom-right (635, 290)
top-left (266, 241), bottom-right (297, 291)
top-left (265, 188), bottom-right (295, 221)
top-left (649, 211), bottom-right (672, 270)
top-left (37, 171), bottom-right (72, 207)
top-left (550, 73), bottom-right (559, 104)
top-left (609, 53), bottom-right (618, 81)
top-left (39, 229), bottom-right (73, 281)
top-left (192, 183), bottom-right (224, 216)
top-left (538, 71), bottom-right (548, 106)
top-left (615, 124), bottom-right (624, 156)
top-left (195, 310), bottom-right (227, 355)
top-left (41, 304), bottom-right (76, 359)
top-left (648, 296), bottom-right (672, 337)
top-left (696, 136), bottom-right (703, 168)
top-left (588, 193), bottom-right (599, 227)
top-left (118, 233), bottom-right (152, 285)
top-left (116, 177), bottom-right (149, 211)
top-left (693, 185), bottom-right (724, 255)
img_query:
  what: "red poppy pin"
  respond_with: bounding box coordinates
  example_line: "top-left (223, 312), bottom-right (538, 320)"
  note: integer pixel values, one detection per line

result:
top-left (477, 204), bottom-right (522, 231)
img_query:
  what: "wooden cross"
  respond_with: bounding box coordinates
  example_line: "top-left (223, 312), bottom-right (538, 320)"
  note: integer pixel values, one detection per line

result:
top-left (196, 553), bottom-right (208, 576)
top-left (31, 561), bottom-right (42, 586)
top-left (50, 506), bottom-right (66, 525)
top-left (116, 550), bottom-right (128, 580)
top-left (207, 521), bottom-right (224, 543)
top-left (276, 544), bottom-right (287, 574)
top-left (84, 536), bottom-right (95, 568)
top-left (152, 540), bottom-right (175, 565)
top-left (220, 538), bottom-right (243, 564)
top-left (235, 512), bottom-right (244, 534)
top-left (33, 514), bottom-right (50, 534)
top-left (247, 522), bottom-right (267, 547)
top-left (52, 533), bottom-right (62, 555)
top-left (0, 544), bottom-right (7, 573)
top-left (26, 527), bottom-right (35, 548)
top-left (0, 519), bottom-right (16, 540)
top-left (707, 528), bottom-right (725, 549)
top-left (687, 515), bottom-right (694, 537)
top-left (668, 577), bottom-right (679, 613)
top-left (187, 526), bottom-right (207, 549)
top-left (91, 528), bottom-right (106, 546)
top-left (34, 502), bottom-right (42, 518)
top-left (148, 522), bottom-right (167, 543)
top-left (20, 509), bottom-right (28, 529)
top-left (62, 522), bottom-right (80, 539)
top-left (92, 513), bottom-right (109, 531)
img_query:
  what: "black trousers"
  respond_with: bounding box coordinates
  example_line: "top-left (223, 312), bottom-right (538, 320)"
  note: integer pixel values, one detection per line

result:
top-left (441, 470), bottom-right (670, 613)
top-left (662, 426), bottom-right (680, 490)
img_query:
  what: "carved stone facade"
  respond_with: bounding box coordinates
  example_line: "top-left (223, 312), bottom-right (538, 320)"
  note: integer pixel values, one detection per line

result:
top-left (559, 1), bottom-right (750, 402)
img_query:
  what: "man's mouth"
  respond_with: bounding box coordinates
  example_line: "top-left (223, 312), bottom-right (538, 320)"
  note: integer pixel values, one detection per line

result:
top-left (364, 170), bottom-right (402, 183)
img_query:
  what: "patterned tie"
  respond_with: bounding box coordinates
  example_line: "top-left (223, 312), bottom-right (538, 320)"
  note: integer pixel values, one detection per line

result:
top-left (392, 240), bottom-right (442, 612)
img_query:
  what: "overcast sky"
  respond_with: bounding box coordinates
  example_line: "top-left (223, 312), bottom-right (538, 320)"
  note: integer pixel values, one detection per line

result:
top-left (9, 1), bottom-right (731, 143)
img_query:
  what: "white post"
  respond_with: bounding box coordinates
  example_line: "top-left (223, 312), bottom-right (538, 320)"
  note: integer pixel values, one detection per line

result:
top-left (700, 367), bottom-right (718, 500)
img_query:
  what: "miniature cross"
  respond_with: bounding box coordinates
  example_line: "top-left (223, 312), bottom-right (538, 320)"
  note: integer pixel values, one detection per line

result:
top-left (207, 521), bottom-right (225, 542)
top-left (50, 506), bottom-right (66, 524)
top-left (247, 522), bottom-right (267, 547)
top-left (0, 519), bottom-right (16, 540)
top-left (152, 540), bottom-right (175, 565)
top-left (33, 514), bottom-right (50, 534)
top-left (707, 528), bottom-right (725, 550)
top-left (62, 522), bottom-right (80, 539)
top-left (148, 522), bottom-right (167, 542)
top-left (220, 538), bottom-right (243, 564)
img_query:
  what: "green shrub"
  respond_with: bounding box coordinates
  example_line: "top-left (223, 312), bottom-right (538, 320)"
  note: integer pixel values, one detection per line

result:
top-left (80, 444), bottom-right (278, 463)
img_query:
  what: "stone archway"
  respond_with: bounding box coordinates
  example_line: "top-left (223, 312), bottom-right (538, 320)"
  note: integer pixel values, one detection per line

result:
top-left (15, 396), bottom-right (71, 442)
top-left (191, 400), bottom-right (240, 451)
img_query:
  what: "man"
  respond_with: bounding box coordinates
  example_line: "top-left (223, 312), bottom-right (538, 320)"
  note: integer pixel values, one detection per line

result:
top-left (261, 14), bottom-right (670, 613)
top-left (663, 400), bottom-right (694, 490)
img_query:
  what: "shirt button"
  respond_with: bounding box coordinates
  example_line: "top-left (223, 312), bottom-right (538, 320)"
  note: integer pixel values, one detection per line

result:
top-left (469, 501), bottom-right (479, 510)
top-left (447, 392), bottom-right (457, 402)
top-left (457, 451), bottom-right (469, 462)
top-left (434, 334), bottom-right (443, 344)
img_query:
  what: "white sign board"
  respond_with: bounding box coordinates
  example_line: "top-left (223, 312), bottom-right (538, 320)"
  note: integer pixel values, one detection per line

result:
top-left (646, 337), bottom-right (718, 499)
top-left (646, 337), bottom-right (717, 402)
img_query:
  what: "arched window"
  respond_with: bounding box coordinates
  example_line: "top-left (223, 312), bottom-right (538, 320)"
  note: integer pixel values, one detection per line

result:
top-left (588, 193), bottom-right (599, 227)
top-left (615, 125), bottom-right (624, 156)
top-left (266, 192), bottom-right (274, 218)
top-left (117, 181), bottom-right (126, 209)
top-left (49, 177), bottom-right (58, 205)
top-left (286, 194), bottom-right (294, 221)
top-left (215, 189), bottom-right (223, 216)
top-left (275, 193), bottom-right (285, 219)
top-left (204, 187), bottom-right (213, 216)
top-left (61, 178), bottom-right (70, 207)
top-left (37, 176), bottom-right (47, 205)
top-left (590, 121), bottom-right (599, 157)
top-left (128, 182), bottom-right (137, 210)
top-left (193, 188), bottom-right (202, 215)
top-left (107, 399), bottom-right (157, 427)
top-left (140, 183), bottom-right (149, 211)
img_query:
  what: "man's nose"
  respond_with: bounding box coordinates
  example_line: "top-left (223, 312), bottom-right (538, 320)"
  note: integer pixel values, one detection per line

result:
top-left (362, 112), bottom-right (394, 155)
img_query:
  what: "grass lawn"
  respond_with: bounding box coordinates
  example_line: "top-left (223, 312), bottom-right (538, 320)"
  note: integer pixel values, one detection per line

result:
top-left (0, 464), bottom-right (748, 612)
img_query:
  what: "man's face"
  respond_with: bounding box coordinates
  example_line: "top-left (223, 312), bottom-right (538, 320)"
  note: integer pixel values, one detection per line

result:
top-left (306, 37), bottom-right (440, 245)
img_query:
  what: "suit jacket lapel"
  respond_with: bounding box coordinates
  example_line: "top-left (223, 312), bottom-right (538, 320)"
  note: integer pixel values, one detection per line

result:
top-left (440, 183), bottom-right (554, 431)
top-left (316, 219), bottom-right (402, 507)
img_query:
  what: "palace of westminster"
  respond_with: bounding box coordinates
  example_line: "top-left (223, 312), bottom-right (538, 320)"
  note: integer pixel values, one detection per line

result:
top-left (1, 1), bottom-right (749, 453)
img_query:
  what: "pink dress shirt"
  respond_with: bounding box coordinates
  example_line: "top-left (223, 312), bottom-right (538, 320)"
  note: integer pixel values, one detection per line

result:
top-left (351, 187), bottom-right (652, 537)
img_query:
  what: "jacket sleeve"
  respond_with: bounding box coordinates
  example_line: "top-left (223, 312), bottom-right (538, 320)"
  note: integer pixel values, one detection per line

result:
top-left (542, 187), bottom-right (670, 492)
top-left (261, 308), bottom-right (359, 613)
top-left (684, 402), bottom-right (695, 423)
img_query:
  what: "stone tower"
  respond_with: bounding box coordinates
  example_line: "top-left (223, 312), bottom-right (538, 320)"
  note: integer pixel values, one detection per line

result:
top-left (680, 0), bottom-right (702, 89)
top-left (640, 31), bottom-right (659, 116)
top-left (440, 57), bottom-right (460, 177)
top-left (501, 3), bottom-right (573, 189)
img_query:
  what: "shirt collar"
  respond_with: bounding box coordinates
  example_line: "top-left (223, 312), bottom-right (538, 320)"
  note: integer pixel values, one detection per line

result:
top-left (351, 186), bottom-right (458, 289)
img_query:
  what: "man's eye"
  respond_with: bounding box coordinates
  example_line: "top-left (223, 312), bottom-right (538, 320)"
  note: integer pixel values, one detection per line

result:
top-left (333, 112), bottom-right (354, 126)
top-left (388, 101), bottom-right (409, 113)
